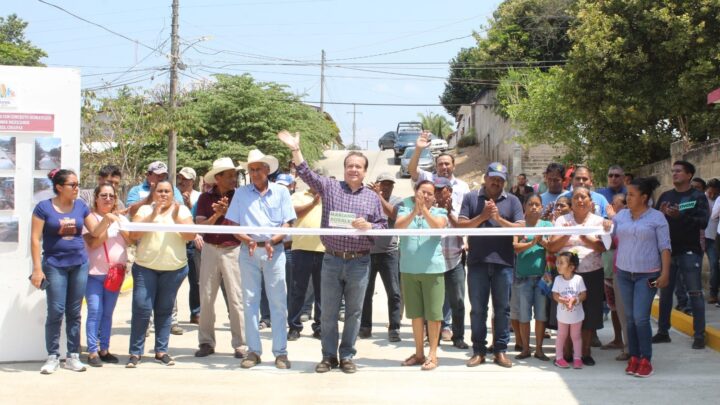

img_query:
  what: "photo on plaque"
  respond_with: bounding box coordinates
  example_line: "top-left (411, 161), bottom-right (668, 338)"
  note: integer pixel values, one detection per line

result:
top-left (35, 137), bottom-right (61, 170)
top-left (0, 177), bottom-right (14, 210)
top-left (0, 216), bottom-right (19, 253)
top-left (33, 177), bottom-right (54, 204)
top-left (0, 137), bottom-right (16, 169)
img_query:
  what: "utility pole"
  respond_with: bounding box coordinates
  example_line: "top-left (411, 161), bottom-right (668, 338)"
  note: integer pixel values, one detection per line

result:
top-left (168, 0), bottom-right (180, 186)
top-left (346, 103), bottom-right (362, 149)
top-left (320, 49), bottom-right (325, 114)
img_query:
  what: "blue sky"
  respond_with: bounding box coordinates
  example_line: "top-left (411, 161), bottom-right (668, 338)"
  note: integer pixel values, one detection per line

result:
top-left (9, 0), bottom-right (499, 149)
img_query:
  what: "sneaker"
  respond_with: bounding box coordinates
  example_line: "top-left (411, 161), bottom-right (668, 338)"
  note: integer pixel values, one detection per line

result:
top-left (581, 356), bottom-right (595, 366)
top-left (154, 353), bottom-right (175, 366)
top-left (126, 355), bottom-right (141, 368)
top-left (651, 333), bottom-right (671, 344)
top-left (64, 353), bottom-right (87, 372)
top-left (40, 355), bottom-right (60, 374)
top-left (572, 359), bottom-right (583, 369)
top-left (692, 337), bottom-right (705, 350)
top-left (388, 329), bottom-right (401, 342)
top-left (170, 325), bottom-right (184, 335)
top-left (441, 329), bottom-right (453, 342)
top-left (358, 327), bottom-right (372, 339)
top-left (554, 358), bottom-right (570, 369)
top-left (194, 343), bottom-right (215, 357)
top-left (300, 313), bottom-right (310, 323)
top-left (635, 358), bottom-right (653, 378)
top-left (87, 355), bottom-right (103, 368)
top-left (625, 356), bottom-right (640, 375)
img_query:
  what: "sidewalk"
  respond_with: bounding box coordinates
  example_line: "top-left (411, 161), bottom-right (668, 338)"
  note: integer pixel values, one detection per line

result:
top-left (1, 277), bottom-right (719, 404)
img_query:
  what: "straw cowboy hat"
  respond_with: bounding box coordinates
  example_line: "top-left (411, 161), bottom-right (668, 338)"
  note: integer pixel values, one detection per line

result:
top-left (204, 157), bottom-right (243, 184)
top-left (246, 149), bottom-right (279, 174)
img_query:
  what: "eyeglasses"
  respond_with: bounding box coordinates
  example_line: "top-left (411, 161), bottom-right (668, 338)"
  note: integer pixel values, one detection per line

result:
top-left (98, 193), bottom-right (116, 200)
top-left (607, 173), bottom-right (622, 178)
top-left (64, 182), bottom-right (79, 189)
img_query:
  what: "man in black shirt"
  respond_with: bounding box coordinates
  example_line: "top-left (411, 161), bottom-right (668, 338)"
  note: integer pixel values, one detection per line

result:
top-left (652, 160), bottom-right (709, 349)
top-left (510, 173), bottom-right (534, 207)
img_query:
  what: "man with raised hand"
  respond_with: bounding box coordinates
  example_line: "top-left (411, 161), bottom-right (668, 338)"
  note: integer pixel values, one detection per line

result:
top-left (278, 130), bottom-right (387, 374)
top-left (409, 130), bottom-right (470, 346)
top-left (225, 150), bottom-right (296, 370)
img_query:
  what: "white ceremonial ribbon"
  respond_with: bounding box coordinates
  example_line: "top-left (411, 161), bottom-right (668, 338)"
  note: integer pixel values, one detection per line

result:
top-left (120, 222), bottom-right (612, 248)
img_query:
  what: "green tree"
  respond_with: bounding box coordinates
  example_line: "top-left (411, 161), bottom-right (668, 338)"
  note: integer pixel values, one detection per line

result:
top-left (441, 0), bottom-right (576, 116)
top-left (417, 111), bottom-right (454, 138)
top-left (0, 14), bottom-right (47, 66)
top-left (499, 0), bottom-right (720, 172)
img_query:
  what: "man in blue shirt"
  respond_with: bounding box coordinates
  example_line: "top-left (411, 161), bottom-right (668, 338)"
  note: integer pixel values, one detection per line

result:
top-left (126, 161), bottom-right (184, 216)
top-left (557, 166), bottom-right (613, 218)
top-left (540, 162), bottom-right (566, 214)
top-left (458, 162), bottom-right (524, 368)
top-left (597, 165), bottom-right (627, 206)
top-left (226, 149), bottom-right (296, 369)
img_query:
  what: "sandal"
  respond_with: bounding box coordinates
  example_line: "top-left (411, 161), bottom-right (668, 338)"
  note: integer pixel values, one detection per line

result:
top-left (515, 352), bottom-right (531, 360)
top-left (534, 351), bottom-right (550, 361)
top-left (601, 342), bottom-right (624, 350)
top-left (421, 358), bottom-right (438, 371)
top-left (401, 354), bottom-right (426, 367)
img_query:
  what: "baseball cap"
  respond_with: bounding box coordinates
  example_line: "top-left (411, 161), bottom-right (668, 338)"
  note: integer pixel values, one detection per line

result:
top-left (275, 173), bottom-right (295, 186)
top-left (486, 162), bottom-right (508, 181)
top-left (433, 176), bottom-right (453, 189)
top-left (147, 161), bottom-right (168, 175)
top-left (375, 172), bottom-right (396, 183)
top-left (178, 167), bottom-right (196, 180)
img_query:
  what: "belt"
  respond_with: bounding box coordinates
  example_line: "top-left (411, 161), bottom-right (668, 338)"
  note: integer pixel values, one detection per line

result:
top-left (326, 250), bottom-right (370, 260)
top-left (283, 241), bottom-right (293, 249)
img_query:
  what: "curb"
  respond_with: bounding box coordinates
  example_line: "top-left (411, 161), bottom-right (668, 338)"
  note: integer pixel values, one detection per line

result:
top-left (651, 299), bottom-right (720, 352)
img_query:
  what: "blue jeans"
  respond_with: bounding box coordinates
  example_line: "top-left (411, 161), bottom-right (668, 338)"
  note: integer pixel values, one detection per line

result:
top-left (441, 261), bottom-right (466, 340)
top-left (259, 249), bottom-right (293, 325)
top-left (85, 274), bottom-right (120, 353)
top-left (288, 250), bottom-right (323, 333)
top-left (43, 261), bottom-right (88, 356)
top-left (239, 244), bottom-right (288, 357)
top-left (467, 263), bottom-right (512, 355)
top-left (129, 263), bottom-right (188, 355)
top-left (320, 253), bottom-right (370, 360)
top-left (707, 238), bottom-right (719, 298)
top-left (658, 252), bottom-right (706, 339)
top-left (513, 276), bottom-right (548, 323)
top-left (361, 251), bottom-right (401, 331)
top-left (617, 270), bottom-right (658, 360)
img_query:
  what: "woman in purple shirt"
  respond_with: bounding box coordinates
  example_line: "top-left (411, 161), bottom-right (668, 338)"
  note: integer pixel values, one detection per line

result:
top-left (30, 169), bottom-right (115, 374)
top-left (612, 177), bottom-right (671, 378)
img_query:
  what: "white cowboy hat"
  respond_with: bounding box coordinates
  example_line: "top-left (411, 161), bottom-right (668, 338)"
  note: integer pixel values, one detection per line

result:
top-left (246, 149), bottom-right (279, 174)
top-left (204, 157), bottom-right (243, 184)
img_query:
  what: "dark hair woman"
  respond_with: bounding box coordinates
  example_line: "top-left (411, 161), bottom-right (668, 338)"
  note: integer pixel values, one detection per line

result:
top-left (31, 169), bottom-right (117, 374)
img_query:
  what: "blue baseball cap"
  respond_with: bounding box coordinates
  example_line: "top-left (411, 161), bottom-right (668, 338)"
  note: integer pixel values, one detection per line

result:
top-left (433, 176), bottom-right (453, 189)
top-left (486, 162), bottom-right (508, 181)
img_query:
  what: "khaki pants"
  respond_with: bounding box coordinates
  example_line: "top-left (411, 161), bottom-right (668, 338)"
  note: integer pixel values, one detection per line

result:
top-left (198, 243), bottom-right (245, 349)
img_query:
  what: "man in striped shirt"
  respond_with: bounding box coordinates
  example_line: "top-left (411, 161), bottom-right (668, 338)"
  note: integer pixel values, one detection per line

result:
top-left (278, 130), bottom-right (387, 374)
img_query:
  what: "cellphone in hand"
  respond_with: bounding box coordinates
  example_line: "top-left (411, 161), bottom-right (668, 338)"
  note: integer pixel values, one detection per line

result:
top-left (647, 277), bottom-right (658, 288)
top-left (29, 275), bottom-right (50, 290)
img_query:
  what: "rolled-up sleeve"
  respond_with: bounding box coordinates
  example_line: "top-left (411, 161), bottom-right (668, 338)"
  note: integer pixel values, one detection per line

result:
top-left (656, 214), bottom-right (672, 253)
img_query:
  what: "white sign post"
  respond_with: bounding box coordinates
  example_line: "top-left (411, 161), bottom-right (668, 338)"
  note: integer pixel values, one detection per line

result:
top-left (0, 66), bottom-right (80, 362)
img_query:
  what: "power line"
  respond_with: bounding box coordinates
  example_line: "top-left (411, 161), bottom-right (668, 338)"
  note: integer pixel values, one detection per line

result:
top-left (294, 100), bottom-right (493, 107)
top-left (37, 0), bottom-right (166, 56)
top-left (326, 34), bottom-right (474, 62)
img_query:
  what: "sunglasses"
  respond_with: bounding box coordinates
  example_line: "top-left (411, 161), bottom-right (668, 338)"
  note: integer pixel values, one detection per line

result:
top-left (64, 182), bottom-right (79, 189)
top-left (98, 193), bottom-right (116, 200)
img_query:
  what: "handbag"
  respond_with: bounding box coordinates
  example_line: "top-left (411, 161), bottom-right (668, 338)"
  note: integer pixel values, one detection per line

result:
top-left (102, 241), bottom-right (126, 292)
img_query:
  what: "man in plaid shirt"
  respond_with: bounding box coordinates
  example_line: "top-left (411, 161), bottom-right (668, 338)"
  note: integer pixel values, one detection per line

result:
top-left (278, 130), bottom-right (387, 374)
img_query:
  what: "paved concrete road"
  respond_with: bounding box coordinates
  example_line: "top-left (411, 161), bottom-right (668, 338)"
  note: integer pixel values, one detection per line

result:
top-left (2, 149), bottom-right (718, 404)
